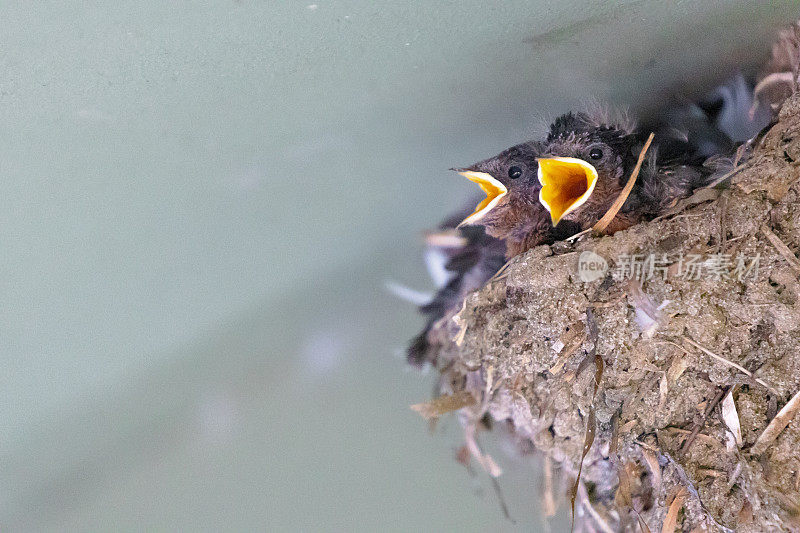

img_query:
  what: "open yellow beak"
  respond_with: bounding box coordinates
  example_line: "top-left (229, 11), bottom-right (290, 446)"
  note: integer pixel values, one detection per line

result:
top-left (457, 171), bottom-right (508, 226)
top-left (537, 157), bottom-right (598, 225)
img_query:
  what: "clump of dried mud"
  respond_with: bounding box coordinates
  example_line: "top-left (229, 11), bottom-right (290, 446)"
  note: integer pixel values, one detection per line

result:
top-left (426, 95), bottom-right (800, 531)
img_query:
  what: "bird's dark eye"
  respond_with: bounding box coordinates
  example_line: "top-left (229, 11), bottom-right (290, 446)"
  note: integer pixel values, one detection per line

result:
top-left (508, 166), bottom-right (523, 179)
top-left (589, 148), bottom-right (604, 160)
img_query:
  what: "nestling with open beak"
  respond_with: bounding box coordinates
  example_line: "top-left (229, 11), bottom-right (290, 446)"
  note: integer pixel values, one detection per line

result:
top-left (407, 19), bottom-right (800, 366)
top-left (407, 107), bottom-right (730, 365)
top-left (406, 216), bottom-right (506, 366)
top-left (457, 110), bottom-right (718, 258)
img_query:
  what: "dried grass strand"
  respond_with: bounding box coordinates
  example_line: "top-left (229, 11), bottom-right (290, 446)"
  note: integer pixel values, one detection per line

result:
top-left (410, 390), bottom-right (476, 420)
top-left (751, 387), bottom-right (800, 456)
top-left (761, 224), bottom-right (800, 274)
top-left (661, 487), bottom-right (688, 533)
top-left (680, 336), bottom-right (776, 393)
top-left (593, 132), bottom-right (654, 233)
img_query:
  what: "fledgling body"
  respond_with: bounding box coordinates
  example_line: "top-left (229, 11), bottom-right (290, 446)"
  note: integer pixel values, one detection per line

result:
top-left (408, 105), bottom-right (732, 365)
top-left (459, 111), bottom-right (717, 257)
top-left (406, 210), bottom-right (506, 366)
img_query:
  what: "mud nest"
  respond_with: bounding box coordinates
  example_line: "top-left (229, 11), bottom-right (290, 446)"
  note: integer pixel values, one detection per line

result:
top-left (419, 94), bottom-right (800, 531)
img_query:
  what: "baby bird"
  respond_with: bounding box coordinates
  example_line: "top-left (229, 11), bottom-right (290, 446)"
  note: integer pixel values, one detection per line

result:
top-left (452, 139), bottom-right (559, 258)
top-left (458, 110), bottom-right (717, 257)
top-left (406, 205), bottom-right (506, 366)
top-left (408, 107), bottom-right (727, 365)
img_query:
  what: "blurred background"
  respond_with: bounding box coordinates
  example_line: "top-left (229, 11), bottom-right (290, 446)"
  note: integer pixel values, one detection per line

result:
top-left (0, 1), bottom-right (797, 531)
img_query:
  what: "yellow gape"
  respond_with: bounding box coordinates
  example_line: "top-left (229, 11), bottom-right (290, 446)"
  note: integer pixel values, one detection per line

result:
top-left (457, 171), bottom-right (508, 226)
top-left (537, 157), bottom-right (598, 225)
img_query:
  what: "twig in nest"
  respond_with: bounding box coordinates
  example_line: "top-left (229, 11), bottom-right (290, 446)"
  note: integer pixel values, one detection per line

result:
top-left (751, 387), bottom-right (800, 456)
top-left (616, 461), bottom-right (652, 532)
top-left (566, 227), bottom-right (592, 243)
top-left (549, 321), bottom-right (587, 374)
top-left (570, 410), bottom-right (597, 530)
top-left (489, 476), bottom-right (514, 523)
top-left (760, 224), bottom-right (800, 275)
top-left (587, 294), bottom-right (625, 308)
top-left (641, 448), bottom-right (662, 494)
top-left (721, 387), bottom-right (743, 451)
top-left (463, 422), bottom-right (502, 477)
top-left (410, 390), bottom-right (476, 420)
top-left (463, 423), bottom-right (513, 521)
top-left (593, 132), bottom-right (654, 233)
top-left (727, 462), bottom-right (743, 493)
top-left (652, 188), bottom-right (722, 222)
top-left (701, 164), bottom-right (747, 190)
top-left (451, 299), bottom-right (469, 346)
top-left (480, 365), bottom-right (495, 415)
top-left (664, 427), bottom-right (723, 448)
top-left (696, 468), bottom-right (724, 478)
top-left (679, 386), bottom-right (729, 456)
top-left (661, 487), bottom-right (688, 533)
top-left (588, 315), bottom-right (603, 398)
top-left (569, 309), bottom-right (603, 530)
top-left (680, 336), bottom-right (777, 393)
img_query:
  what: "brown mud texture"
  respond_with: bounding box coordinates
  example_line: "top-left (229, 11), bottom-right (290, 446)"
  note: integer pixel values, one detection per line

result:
top-left (425, 95), bottom-right (800, 531)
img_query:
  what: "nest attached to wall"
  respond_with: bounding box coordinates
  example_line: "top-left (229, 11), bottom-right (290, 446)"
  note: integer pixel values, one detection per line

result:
top-left (414, 94), bottom-right (800, 532)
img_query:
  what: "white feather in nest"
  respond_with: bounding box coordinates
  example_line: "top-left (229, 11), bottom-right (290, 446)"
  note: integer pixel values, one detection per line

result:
top-left (385, 241), bottom-right (459, 305)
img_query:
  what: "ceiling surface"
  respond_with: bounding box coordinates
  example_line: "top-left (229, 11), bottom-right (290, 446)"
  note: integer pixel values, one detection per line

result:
top-left (0, 1), bottom-right (796, 530)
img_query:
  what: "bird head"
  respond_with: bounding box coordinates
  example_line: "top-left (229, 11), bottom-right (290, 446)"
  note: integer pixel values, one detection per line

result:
top-left (457, 111), bottom-right (639, 238)
top-left (536, 112), bottom-right (638, 227)
top-left (454, 141), bottom-right (543, 235)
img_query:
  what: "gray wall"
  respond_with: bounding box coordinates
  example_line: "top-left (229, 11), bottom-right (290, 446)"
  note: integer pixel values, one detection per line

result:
top-left (1, 2), bottom-right (795, 530)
